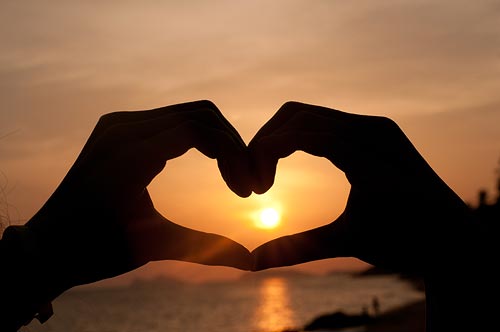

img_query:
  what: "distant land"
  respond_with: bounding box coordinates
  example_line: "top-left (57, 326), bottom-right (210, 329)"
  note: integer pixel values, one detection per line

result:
top-left (354, 266), bottom-right (425, 292)
top-left (77, 264), bottom-right (387, 293)
top-left (238, 268), bottom-right (317, 281)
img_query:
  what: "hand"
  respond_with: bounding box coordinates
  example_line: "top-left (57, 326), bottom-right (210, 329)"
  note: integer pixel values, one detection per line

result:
top-left (26, 100), bottom-right (253, 294)
top-left (250, 102), bottom-right (472, 275)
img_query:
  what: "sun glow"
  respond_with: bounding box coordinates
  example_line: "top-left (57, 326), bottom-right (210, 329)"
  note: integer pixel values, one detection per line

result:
top-left (256, 208), bottom-right (281, 229)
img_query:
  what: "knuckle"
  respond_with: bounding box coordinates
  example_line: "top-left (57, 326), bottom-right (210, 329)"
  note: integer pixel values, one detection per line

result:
top-left (372, 116), bottom-right (400, 132)
top-left (283, 100), bottom-right (302, 108)
top-left (179, 103), bottom-right (221, 124)
top-left (96, 112), bottom-right (126, 129)
top-left (275, 101), bottom-right (300, 118)
top-left (194, 99), bottom-right (217, 111)
top-left (280, 101), bottom-right (301, 113)
top-left (358, 116), bottom-right (403, 143)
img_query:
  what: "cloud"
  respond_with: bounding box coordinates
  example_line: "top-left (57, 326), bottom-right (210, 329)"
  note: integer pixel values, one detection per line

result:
top-left (0, 0), bottom-right (499, 219)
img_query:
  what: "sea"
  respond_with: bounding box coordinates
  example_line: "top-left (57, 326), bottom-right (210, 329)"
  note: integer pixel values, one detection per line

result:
top-left (23, 272), bottom-right (424, 332)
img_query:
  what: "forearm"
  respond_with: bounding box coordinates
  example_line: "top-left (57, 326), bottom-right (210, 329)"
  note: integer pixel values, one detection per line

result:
top-left (0, 225), bottom-right (64, 331)
top-left (425, 264), bottom-right (495, 331)
top-left (424, 212), bottom-right (498, 332)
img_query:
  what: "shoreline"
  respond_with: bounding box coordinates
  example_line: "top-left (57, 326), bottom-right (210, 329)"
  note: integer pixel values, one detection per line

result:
top-left (288, 299), bottom-right (426, 332)
top-left (364, 299), bottom-right (425, 332)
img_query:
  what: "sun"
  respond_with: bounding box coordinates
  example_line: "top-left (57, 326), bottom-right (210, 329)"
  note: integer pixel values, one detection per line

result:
top-left (256, 207), bottom-right (281, 229)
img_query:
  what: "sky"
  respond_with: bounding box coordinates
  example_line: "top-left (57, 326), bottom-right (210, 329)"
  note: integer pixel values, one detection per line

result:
top-left (1, 0), bottom-right (499, 285)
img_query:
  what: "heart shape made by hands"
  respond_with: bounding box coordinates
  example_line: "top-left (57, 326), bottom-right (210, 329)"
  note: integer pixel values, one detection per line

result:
top-left (28, 99), bottom-right (465, 291)
top-left (145, 100), bottom-right (463, 278)
top-left (148, 142), bottom-right (348, 255)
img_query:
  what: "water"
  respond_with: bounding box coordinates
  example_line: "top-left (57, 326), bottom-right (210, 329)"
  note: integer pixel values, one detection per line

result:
top-left (24, 273), bottom-right (424, 332)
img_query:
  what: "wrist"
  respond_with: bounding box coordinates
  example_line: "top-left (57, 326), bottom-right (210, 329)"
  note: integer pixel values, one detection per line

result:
top-left (0, 224), bottom-right (66, 330)
top-left (25, 210), bottom-right (81, 291)
top-left (423, 210), bottom-right (497, 331)
top-left (26, 207), bottom-right (139, 289)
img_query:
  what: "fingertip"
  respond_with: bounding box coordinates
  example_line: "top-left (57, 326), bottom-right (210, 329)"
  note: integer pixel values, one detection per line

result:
top-left (251, 164), bottom-right (276, 195)
top-left (195, 234), bottom-right (254, 271)
top-left (251, 242), bottom-right (283, 270)
top-left (249, 146), bottom-right (277, 194)
top-left (219, 240), bottom-right (254, 271)
top-left (237, 188), bottom-right (253, 198)
top-left (220, 153), bottom-right (253, 198)
top-left (251, 255), bottom-right (269, 271)
top-left (251, 225), bottom-right (341, 270)
top-left (223, 176), bottom-right (253, 198)
top-left (237, 249), bottom-right (255, 271)
top-left (250, 254), bottom-right (258, 272)
top-left (252, 182), bottom-right (273, 195)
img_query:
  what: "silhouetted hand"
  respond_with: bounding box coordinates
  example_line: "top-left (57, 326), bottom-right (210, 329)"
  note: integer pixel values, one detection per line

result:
top-left (250, 102), bottom-right (473, 276)
top-left (25, 100), bottom-right (253, 294)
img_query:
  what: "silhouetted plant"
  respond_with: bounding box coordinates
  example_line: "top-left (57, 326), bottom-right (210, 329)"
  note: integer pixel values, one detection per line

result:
top-left (0, 171), bottom-right (11, 235)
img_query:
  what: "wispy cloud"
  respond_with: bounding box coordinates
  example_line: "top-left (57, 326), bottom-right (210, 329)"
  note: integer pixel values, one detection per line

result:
top-left (0, 1), bottom-right (498, 277)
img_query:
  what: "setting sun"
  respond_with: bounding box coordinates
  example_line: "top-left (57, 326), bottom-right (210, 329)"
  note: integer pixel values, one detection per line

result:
top-left (256, 208), bottom-right (281, 229)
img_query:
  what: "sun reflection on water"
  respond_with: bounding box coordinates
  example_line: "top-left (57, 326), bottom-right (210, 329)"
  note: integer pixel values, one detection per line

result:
top-left (253, 277), bottom-right (295, 332)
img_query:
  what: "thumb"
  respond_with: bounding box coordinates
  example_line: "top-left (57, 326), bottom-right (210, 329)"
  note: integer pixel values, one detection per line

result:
top-left (251, 215), bottom-right (351, 271)
top-left (127, 212), bottom-right (253, 271)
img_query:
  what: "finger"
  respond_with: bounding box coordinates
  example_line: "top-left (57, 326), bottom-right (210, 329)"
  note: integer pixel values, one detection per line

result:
top-left (251, 131), bottom-right (331, 194)
top-left (112, 106), bottom-right (246, 147)
top-left (77, 100), bottom-right (246, 167)
top-left (75, 101), bottom-right (210, 164)
top-left (249, 101), bottom-right (353, 144)
top-left (133, 109), bottom-right (250, 197)
top-left (137, 120), bottom-right (251, 197)
top-left (89, 107), bottom-right (245, 158)
top-left (128, 215), bottom-right (253, 271)
top-left (249, 101), bottom-right (376, 194)
top-left (249, 102), bottom-right (349, 194)
top-left (100, 107), bottom-right (251, 197)
top-left (166, 225), bottom-right (253, 271)
top-left (251, 215), bottom-right (350, 271)
top-left (250, 113), bottom-right (345, 194)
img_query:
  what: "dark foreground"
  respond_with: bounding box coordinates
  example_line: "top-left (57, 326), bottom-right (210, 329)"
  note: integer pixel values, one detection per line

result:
top-left (364, 300), bottom-right (425, 332)
top-left (287, 299), bottom-right (425, 332)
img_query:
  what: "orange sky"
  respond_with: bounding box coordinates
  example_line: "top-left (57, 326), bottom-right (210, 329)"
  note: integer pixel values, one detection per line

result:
top-left (1, 1), bottom-right (499, 285)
